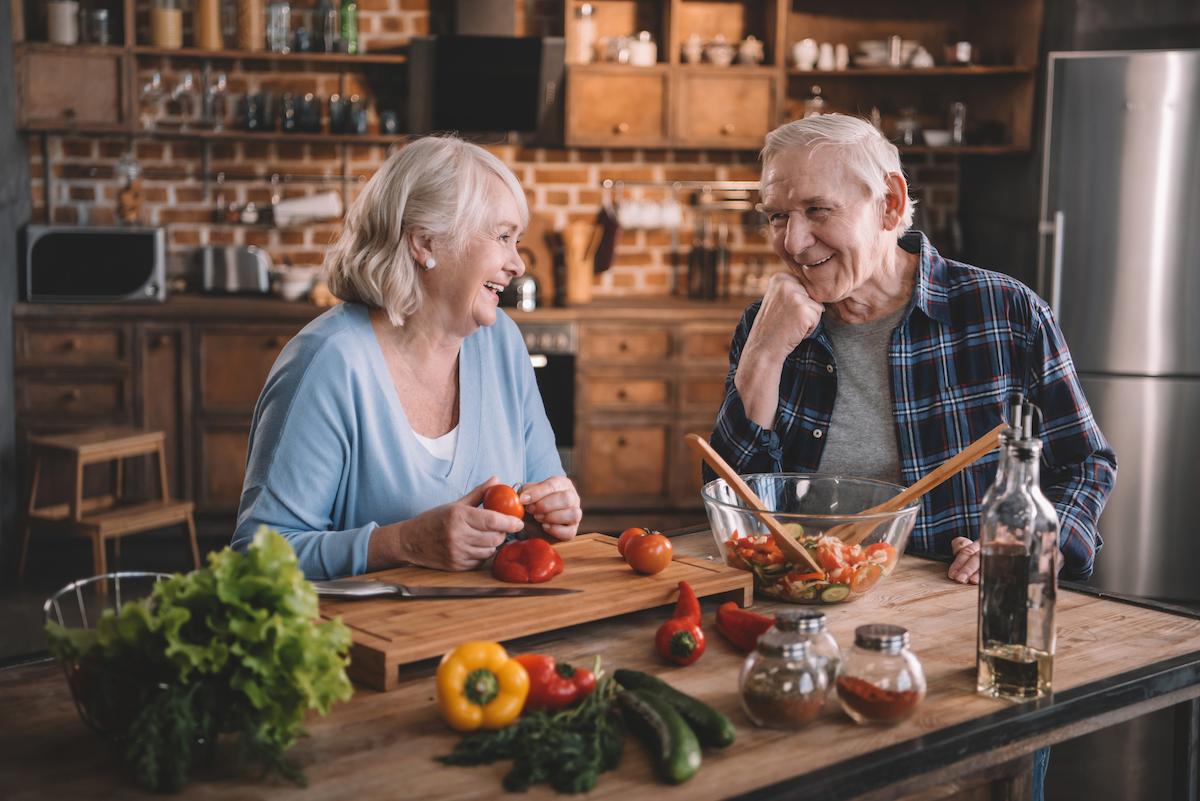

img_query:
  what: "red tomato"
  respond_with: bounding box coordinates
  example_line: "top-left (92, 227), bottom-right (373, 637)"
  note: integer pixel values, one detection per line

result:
top-left (864, 542), bottom-right (899, 571)
top-left (618, 527), bottom-right (650, 556)
top-left (483, 484), bottom-right (524, 519)
top-left (625, 533), bottom-right (673, 575)
top-left (815, 542), bottom-right (845, 573)
top-left (850, 562), bottom-right (884, 594)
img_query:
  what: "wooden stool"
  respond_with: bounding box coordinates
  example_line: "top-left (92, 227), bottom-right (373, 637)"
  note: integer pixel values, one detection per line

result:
top-left (18, 427), bottom-right (199, 583)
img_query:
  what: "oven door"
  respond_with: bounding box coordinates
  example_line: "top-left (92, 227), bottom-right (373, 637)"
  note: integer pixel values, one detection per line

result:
top-left (529, 351), bottom-right (575, 475)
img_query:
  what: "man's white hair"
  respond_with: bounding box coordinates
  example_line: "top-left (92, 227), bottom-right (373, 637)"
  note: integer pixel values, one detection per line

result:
top-left (761, 114), bottom-right (916, 234)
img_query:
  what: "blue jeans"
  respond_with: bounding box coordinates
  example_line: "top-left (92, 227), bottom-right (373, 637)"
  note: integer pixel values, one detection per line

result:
top-left (1032, 746), bottom-right (1050, 801)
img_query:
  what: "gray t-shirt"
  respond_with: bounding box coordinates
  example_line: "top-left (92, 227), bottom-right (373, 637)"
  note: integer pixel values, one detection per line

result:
top-left (817, 305), bottom-right (908, 483)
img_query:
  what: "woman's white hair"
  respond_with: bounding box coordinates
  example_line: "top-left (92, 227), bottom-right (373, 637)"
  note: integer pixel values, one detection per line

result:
top-left (323, 134), bottom-right (529, 326)
top-left (761, 114), bottom-right (916, 234)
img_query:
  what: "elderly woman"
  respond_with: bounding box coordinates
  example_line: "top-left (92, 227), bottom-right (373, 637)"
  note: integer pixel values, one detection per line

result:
top-left (232, 135), bottom-right (581, 579)
top-left (709, 113), bottom-right (1116, 586)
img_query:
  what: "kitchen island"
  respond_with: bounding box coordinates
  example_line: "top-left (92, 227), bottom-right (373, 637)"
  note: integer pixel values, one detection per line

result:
top-left (2, 530), bottom-right (1198, 801)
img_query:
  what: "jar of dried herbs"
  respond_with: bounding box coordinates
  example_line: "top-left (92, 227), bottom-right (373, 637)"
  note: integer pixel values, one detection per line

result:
top-left (738, 608), bottom-right (829, 728)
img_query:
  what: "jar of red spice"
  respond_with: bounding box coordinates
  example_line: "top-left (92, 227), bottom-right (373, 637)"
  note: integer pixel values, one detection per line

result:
top-left (738, 609), bottom-right (829, 729)
top-left (836, 624), bottom-right (926, 725)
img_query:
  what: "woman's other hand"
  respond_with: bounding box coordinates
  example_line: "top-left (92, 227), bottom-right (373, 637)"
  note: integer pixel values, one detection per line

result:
top-left (370, 477), bottom-right (526, 571)
top-left (519, 476), bottom-right (581, 542)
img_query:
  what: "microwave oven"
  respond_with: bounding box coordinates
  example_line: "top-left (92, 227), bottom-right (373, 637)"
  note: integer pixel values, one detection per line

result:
top-left (22, 225), bottom-right (167, 303)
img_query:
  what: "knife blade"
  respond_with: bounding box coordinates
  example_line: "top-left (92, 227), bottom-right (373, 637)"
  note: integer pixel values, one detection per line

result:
top-left (312, 579), bottom-right (581, 600)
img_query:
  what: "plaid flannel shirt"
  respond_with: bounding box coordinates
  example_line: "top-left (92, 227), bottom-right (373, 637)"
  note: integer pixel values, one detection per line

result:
top-left (708, 231), bottom-right (1116, 581)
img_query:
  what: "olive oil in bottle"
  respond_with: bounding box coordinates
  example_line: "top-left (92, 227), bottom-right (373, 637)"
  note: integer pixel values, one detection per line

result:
top-left (976, 411), bottom-right (1058, 700)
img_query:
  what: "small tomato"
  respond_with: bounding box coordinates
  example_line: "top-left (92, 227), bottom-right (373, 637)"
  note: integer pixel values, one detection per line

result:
top-left (617, 527), bottom-right (650, 556)
top-left (625, 532), bottom-right (673, 575)
top-left (483, 484), bottom-right (524, 519)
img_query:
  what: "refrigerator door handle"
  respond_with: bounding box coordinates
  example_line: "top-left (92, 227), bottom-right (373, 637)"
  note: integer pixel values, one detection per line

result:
top-left (1037, 210), bottom-right (1065, 315)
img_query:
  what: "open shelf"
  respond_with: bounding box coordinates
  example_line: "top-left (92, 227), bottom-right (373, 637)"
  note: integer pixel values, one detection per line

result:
top-left (787, 66), bottom-right (1034, 78)
top-left (18, 125), bottom-right (401, 145)
top-left (132, 45), bottom-right (408, 65)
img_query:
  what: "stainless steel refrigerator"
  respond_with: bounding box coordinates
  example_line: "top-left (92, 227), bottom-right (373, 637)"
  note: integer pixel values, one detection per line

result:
top-left (1039, 49), bottom-right (1200, 604)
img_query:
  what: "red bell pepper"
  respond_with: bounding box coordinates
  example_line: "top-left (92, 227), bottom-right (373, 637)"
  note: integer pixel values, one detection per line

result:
top-left (715, 601), bottom-right (774, 653)
top-left (492, 539), bottom-right (564, 584)
top-left (513, 654), bottom-right (597, 712)
top-left (655, 581), bottom-right (706, 666)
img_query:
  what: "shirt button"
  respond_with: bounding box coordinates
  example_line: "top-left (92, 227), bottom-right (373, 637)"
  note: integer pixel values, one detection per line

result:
top-left (813, 429), bottom-right (823, 439)
top-left (826, 364), bottom-right (834, 373)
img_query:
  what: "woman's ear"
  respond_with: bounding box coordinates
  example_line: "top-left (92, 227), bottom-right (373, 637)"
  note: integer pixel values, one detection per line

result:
top-left (881, 172), bottom-right (908, 232)
top-left (407, 229), bottom-right (435, 268)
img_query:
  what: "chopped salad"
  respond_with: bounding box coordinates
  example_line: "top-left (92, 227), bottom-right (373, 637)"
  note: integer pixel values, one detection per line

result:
top-left (723, 529), bottom-right (899, 604)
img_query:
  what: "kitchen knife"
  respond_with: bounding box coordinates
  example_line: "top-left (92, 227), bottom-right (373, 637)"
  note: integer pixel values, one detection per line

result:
top-left (312, 579), bottom-right (582, 600)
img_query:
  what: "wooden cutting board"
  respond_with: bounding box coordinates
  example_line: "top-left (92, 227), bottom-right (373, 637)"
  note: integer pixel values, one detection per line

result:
top-left (319, 533), bottom-right (752, 691)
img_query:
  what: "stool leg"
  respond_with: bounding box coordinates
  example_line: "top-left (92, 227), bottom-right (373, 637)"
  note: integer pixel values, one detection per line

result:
top-left (71, 456), bottom-right (84, 521)
top-left (184, 513), bottom-right (200, 570)
top-left (112, 537), bottom-right (121, 571)
top-left (93, 534), bottom-right (108, 596)
top-left (17, 460), bottom-right (42, 584)
top-left (114, 457), bottom-right (124, 505)
top-left (157, 443), bottom-right (170, 502)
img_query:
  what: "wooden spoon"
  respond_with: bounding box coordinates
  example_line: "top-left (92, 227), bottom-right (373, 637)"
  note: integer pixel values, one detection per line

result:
top-left (684, 434), bottom-right (823, 573)
top-left (837, 423), bottom-right (1007, 546)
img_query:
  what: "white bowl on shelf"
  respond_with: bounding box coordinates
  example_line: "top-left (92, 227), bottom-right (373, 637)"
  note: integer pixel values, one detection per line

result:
top-left (924, 129), bottom-right (953, 147)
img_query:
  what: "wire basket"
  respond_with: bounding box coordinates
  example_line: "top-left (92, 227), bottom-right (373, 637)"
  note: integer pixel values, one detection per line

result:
top-left (44, 572), bottom-right (171, 735)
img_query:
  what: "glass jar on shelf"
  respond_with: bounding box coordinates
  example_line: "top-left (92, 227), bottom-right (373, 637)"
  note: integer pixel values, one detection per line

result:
top-left (894, 107), bottom-right (922, 146)
top-left (266, 0), bottom-right (290, 53)
top-left (151, 0), bottom-right (183, 49)
top-left (738, 609), bottom-right (830, 729)
top-left (802, 85), bottom-right (826, 118)
top-left (836, 624), bottom-right (926, 725)
top-left (46, 0), bottom-right (81, 45)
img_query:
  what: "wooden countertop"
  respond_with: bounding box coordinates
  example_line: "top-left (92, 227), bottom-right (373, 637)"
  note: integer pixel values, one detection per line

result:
top-left (3, 532), bottom-right (1199, 800)
top-left (13, 295), bottom-right (751, 323)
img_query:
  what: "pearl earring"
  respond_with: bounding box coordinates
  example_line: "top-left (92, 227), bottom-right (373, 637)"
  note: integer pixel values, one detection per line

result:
top-left (424, 257), bottom-right (437, 270)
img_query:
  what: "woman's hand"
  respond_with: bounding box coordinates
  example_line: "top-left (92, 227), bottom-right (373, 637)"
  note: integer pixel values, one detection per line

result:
top-left (519, 475), bottom-right (582, 542)
top-left (948, 536), bottom-right (981, 584)
top-left (369, 478), bottom-right (525, 572)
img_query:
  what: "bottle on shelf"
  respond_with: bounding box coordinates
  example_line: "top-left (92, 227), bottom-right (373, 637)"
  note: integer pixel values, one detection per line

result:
top-left (574, 3), bottom-right (596, 64)
top-left (195, 0), bottom-right (222, 49)
top-left (802, 85), bottom-right (826, 118)
top-left (46, 0), bottom-right (81, 45)
top-left (266, 0), bottom-right (290, 53)
top-left (339, 0), bottom-right (358, 55)
top-left (236, 0), bottom-right (264, 51)
top-left (976, 399), bottom-right (1059, 700)
top-left (151, 0), bottom-right (183, 49)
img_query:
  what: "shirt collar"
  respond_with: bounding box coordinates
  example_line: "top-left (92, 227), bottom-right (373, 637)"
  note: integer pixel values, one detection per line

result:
top-left (902, 229), bottom-right (953, 325)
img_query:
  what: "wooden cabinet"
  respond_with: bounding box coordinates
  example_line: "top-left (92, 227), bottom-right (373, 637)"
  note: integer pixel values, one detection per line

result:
top-left (15, 49), bottom-right (128, 130)
top-left (198, 328), bottom-right (292, 413)
top-left (565, 66), bottom-right (670, 147)
top-left (674, 70), bottom-right (776, 149)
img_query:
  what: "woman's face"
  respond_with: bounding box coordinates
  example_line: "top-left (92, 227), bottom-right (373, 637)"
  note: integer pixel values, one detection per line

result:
top-left (424, 175), bottom-right (526, 337)
top-left (760, 146), bottom-right (891, 304)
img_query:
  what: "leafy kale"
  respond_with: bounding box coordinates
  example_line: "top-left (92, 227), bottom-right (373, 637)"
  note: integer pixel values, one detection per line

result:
top-left (438, 663), bottom-right (624, 794)
top-left (46, 527), bottom-right (353, 793)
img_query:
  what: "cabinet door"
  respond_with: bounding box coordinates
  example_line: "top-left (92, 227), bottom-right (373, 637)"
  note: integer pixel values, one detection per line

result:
top-left (566, 65), bottom-right (669, 147)
top-left (139, 326), bottom-right (189, 500)
top-left (674, 71), bottom-right (775, 149)
top-left (579, 423), bottom-right (669, 505)
top-left (198, 328), bottom-right (295, 414)
top-left (16, 50), bottom-right (127, 128)
top-left (197, 424), bottom-right (251, 513)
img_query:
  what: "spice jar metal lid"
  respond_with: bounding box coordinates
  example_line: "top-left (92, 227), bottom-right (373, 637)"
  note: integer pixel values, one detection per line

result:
top-left (782, 609), bottom-right (828, 634)
top-left (854, 624), bottom-right (909, 653)
top-left (757, 610), bottom-right (815, 659)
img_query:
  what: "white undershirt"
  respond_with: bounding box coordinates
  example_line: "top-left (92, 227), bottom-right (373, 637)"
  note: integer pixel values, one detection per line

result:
top-left (412, 426), bottom-right (458, 461)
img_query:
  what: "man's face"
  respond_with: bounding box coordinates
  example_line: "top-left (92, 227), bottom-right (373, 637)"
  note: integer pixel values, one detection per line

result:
top-left (760, 147), bottom-right (890, 305)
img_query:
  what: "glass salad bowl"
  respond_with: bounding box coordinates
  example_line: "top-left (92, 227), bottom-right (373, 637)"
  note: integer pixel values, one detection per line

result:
top-left (701, 474), bottom-right (919, 604)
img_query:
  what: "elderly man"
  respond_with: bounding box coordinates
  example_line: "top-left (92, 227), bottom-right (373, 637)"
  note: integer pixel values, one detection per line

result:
top-left (709, 113), bottom-right (1116, 586)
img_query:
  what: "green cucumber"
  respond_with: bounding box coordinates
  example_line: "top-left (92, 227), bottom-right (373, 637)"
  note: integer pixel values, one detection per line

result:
top-left (820, 584), bottom-right (851, 603)
top-left (614, 669), bottom-right (736, 748)
top-left (618, 688), bottom-right (702, 784)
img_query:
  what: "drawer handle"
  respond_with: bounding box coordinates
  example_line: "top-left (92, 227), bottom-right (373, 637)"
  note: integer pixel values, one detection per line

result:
top-left (152, 334), bottom-right (170, 349)
top-left (613, 122), bottom-right (630, 135)
top-left (616, 388), bottom-right (628, 400)
top-left (267, 336), bottom-right (285, 349)
top-left (616, 436), bottom-right (627, 447)
top-left (62, 338), bottom-right (81, 352)
top-left (618, 341), bottom-right (629, 352)
top-left (721, 123), bottom-right (735, 135)
top-left (62, 389), bottom-right (81, 403)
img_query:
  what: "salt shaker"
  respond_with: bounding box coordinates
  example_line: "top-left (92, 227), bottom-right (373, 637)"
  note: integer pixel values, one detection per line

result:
top-left (836, 624), bottom-right (926, 725)
top-left (738, 609), bottom-right (830, 729)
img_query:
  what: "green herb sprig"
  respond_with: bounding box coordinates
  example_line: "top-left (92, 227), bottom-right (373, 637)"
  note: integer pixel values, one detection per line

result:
top-left (437, 657), bottom-right (624, 794)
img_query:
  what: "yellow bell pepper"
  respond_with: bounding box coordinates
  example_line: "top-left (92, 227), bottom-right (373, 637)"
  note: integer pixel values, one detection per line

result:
top-left (436, 641), bottom-right (529, 732)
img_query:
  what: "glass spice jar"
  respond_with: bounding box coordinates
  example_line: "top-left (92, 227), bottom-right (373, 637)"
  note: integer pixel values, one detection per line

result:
top-left (789, 609), bottom-right (842, 690)
top-left (836, 624), bottom-right (926, 725)
top-left (738, 609), bottom-right (829, 729)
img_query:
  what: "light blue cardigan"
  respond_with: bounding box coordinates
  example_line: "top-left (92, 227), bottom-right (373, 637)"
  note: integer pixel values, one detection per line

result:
top-left (232, 303), bottom-right (563, 579)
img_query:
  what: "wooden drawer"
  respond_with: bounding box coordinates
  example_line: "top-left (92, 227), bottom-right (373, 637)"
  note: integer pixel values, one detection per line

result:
top-left (674, 72), bottom-right (775, 149)
top-left (198, 328), bottom-right (294, 413)
top-left (672, 420), bottom-right (718, 507)
top-left (566, 65), bottom-right (669, 147)
top-left (197, 425), bottom-right (250, 512)
top-left (16, 375), bottom-right (131, 419)
top-left (580, 325), bottom-right (671, 363)
top-left (678, 325), bottom-right (734, 363)
top-left (580, 377), bottom-right (670, 410)
top-left (17, 324), bottom-right (127, 367)
top-left (580, 424), bottom-right (669, 501)
top-left (679, 375), bottom-right (727, 416)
